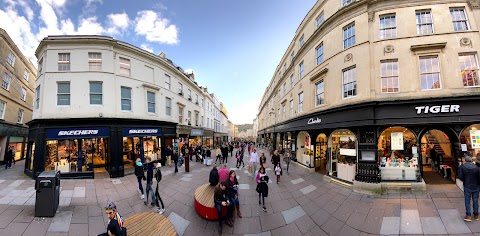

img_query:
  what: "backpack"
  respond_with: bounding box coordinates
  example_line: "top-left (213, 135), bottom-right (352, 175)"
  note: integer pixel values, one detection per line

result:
top-left (155, 168), bottom-right (162, 182)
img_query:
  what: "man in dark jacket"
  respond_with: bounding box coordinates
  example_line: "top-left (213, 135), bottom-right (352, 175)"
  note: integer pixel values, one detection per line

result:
top-left (165, 145), bottom-right (172, 167)
top-left (153, 161), bottom-right (165, 214)
top-left (459, 155), bottom-right (480, 222)
top-left (214, 180), bottom-right (233, 235)
top-left (209, 165), bottom-right (220, 186)
top-left (222, 144), bottom-right (229, 164)
top-left (172, 150), bottom-right (179, 173)
top-left (134, 158), bottom-right (145, 199)
top-left (144, 157), bottom-right (156, 206)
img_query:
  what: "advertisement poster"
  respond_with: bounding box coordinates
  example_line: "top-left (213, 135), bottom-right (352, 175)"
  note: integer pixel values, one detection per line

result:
top-left (339, 135), bottom-right (356, 157)
top-left (470, 130), bottom-right (480, 149)
top-left (391, 132), bottom-right (404, 150)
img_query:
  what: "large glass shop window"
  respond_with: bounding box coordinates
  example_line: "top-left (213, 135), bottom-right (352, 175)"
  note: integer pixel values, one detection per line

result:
top-left (330, 130), bottom-right (357, 182)
top-left (461, 124), bottom-right (480, 163)
top-left (315, 134), bottom-right (328, 174)
top-left (378, 126), bottom-right (419, 181)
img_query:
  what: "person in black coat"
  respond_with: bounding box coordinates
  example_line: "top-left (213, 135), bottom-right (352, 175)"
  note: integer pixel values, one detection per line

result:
top-left (134, 158), bottom-right (145, 199)
top-left (172, 150), bottom-right (179, 173)
top-left (271, 150), bottom-right (282, 175)
top-left (209, 165), bottom-right (220, 186)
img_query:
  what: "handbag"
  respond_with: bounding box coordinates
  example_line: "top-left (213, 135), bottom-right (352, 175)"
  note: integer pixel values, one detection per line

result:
top-left (256, 184), bottom-right (261, 193)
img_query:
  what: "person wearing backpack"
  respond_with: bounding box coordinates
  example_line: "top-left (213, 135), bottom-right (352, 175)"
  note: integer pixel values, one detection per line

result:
top-left (144, 157), bottom-right (156, 207)
top-left (134, 158), bottom-right (145, 199)
top-left (153, 161), bottom-right (165, 214)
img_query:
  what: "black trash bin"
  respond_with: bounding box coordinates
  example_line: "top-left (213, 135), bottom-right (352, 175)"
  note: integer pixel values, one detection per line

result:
top-left (35, 171), bottom-right (60, 217)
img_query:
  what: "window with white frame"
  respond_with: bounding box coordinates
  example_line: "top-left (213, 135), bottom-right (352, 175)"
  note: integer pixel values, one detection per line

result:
top-left (147, 91), bottom-right (155, 113)
top-left (278, 108), bottom-right (280, 122)
top-left (58, 53), bottom-right (70, 71)
top-left (38, 58), bottom-right (43, 73)
top-left (201, 98), bottom-right (204, 107)
top-left (459, 53), bottom-right (479, 87)
top-left (88, 52), bottom-right (102, 71)
top-left (178, 83), bottom-right (183, 94)
top-left (207, 118), bottom-right (209, 128)
top-left (343, 23), bottom-right (355, 49)
top-left (119, 57), bottom-right (130, 76)
top-left (188, 89), bottom-right (192, 100)
top-left (0, 100), bottom-right (5, 119)
top-left (450, 8), bottom-right (469, 31)
top-left (342, 66), bottom-right (357, 98)
top-left (291, 51), bottom-right (294, 63)
top-left (298, 92), bottom-right (303, 113)
top-left (7, 51), bottom-right (15, 67)
top-left (2, 73), bottom-right (11, 91)
top-left (188, 111), bottom-right (192, 124)
top-left (164, 74), bottom-right (171, 90)
top-left (179, 106), bottom-right (184, 124)
top-left (381, 60), bottom-right (399, 93)
top-left (283, 82), bottom-right (286, 95)
top-left (23, 69), bottom-right (29, 81)
top-left (419, 56), bottom-right (441, 90)
top-left (290, 100), bottom-right (294, 117)
top-left (166, 97), bottom-right (172, 116)
top-left (195, 94), bottom-right (199, 104)
top-left (299, 61), bottom-right (304, 79)
top-left (89, 81), bottom-right (102, 105)
top-left (283, 104), bottom-right (286, 119)
top-left (121, 86), bottom-right (132, 110)
top-left (416, 10), bottom-right (433, 34)
top-left (316, 11), bottom-right (325, 28)
top-left (299, 34), bottom-right (304, 48)
top-left (379, 14), bottom-right (397, 39)
top-left (20, 87), bottom-right (26, 101)
top-left (290, 74), bottom-right (294, 88)
top-left (195, 112), bottom-right (199, 126)
top-left (201, 115), bottom-right (204, 126)
top-left (17, 109), bottom-right (23, 124)
top-left (57, 82), bottom-right (70, 105)
top-left (35, 86), bottom-right (40, 109)
top-left (283, 63), bottom-right (286, 74)
top-left (316, 43), bottom-right (324, 65)
top-left (342, 0), bottom-right (353, 6)
top-left (315, 80), bottom-right (325, 106)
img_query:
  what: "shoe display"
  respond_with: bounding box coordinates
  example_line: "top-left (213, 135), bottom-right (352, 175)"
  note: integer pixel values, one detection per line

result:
top-left (465, 216), bottom-right (472, 222)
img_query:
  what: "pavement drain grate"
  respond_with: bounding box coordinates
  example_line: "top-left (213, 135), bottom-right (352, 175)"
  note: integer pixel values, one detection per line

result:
top-left (282, 205), bottom-right (306, 224)
top-left (168, 212), bottom-right (190, 236)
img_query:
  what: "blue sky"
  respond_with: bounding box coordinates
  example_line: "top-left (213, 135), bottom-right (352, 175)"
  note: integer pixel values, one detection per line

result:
top-left (0, 0), bottom-right (317, 124)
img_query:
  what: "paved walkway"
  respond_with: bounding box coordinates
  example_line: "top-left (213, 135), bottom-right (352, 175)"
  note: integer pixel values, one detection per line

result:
top-left (0, 149), bottom-right (479, 235)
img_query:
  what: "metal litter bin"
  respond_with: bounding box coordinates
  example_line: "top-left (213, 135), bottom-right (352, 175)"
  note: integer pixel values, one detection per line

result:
top-left (35, 171), bottom-right (60, 217)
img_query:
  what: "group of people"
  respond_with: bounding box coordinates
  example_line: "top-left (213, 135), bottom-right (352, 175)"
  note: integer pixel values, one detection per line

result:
top-left (4, 146), bottom-right (15, 169)
top-left (134, 156), bottom-right (166, 215)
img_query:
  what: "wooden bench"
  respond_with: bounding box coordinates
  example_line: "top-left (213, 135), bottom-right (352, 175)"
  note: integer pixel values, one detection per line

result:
top-left (124, 212), bottom-right (176, 236)
top-left (194, 183), bottom-right (227, 220)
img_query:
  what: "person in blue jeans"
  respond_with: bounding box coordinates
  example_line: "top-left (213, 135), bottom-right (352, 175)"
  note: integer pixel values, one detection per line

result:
top-left (226, 170), bottom-right (242, 220)
top-left (214, 180), bottom-right (233, 235)
top-left (144, 157), bottom-right (156, 207)
top-left (458, 155), bottom-right (480, 222)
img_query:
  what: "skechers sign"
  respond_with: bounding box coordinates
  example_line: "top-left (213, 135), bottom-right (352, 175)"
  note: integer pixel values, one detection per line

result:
top-left (307, 117), bottom-right (322, 125)
top-left (123, 128), bottom-right (161, 137)
top-left (46, 127), bottom-right (109, 140)
top-left (415, 105), bottom-right (460, 114)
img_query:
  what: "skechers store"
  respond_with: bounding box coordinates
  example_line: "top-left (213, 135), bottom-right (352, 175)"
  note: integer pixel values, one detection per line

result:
top-left (261, 96), bottom-right (480, 186)
top-left (25, 118), bottom-right (177, 179)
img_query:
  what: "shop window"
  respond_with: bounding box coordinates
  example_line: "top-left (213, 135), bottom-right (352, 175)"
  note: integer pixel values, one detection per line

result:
top-left (58, 53), bottom-right (70, 71)
top-left (315, 134), bottom-right (328, 174)
top-left (35, 86), bottom-right (40, 109)
top-left (461, 124), bottom-right (480, 160)
top-left (88, 52), bottom-right (102, 71)
top-left (147, 91), bottom-right (155, 113)
top-left (7, 51), bottom-right (15, 67)
top-left (342, 66), bottom-right (356, 98)
top-left (416, 10), bottom-right (434, 34)
top-left (419, 56), bottom-right (441, 90)
top-left (379, 14), bottom-right (397, 39)
top-left (315, 80), bottom-right (324, 106)
top-left (329, 129), bottom-right (357, 182)
top-left (57, 82), bottom-right (70, 105)
top-left (459, 53), bottom-right (479, 87)
top-left (119, 57), bottom-right (130, 76)
top-left (121, 86), bottom-right (132, 111)
top-left (450, 8), bottom-right (469, 31)
top-left (28, 142), bottom-right (35, 171)
top-left (165, 97), bottom-right (172, 116)
top-left (381, 60), bottom-right (399, 93)
top-left (343, 22), bottom-right (355, 49)
top-left (89, 82), bottom-right (103, 105)
top-left (378, 126), bottom-right (418, 181)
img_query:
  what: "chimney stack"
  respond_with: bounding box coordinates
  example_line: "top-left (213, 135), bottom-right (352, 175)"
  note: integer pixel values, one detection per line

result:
top-left (159, 51), bottom-right (166, 59)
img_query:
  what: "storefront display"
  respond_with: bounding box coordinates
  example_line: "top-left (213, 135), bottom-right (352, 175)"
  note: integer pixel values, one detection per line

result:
top-left (122, 128), bottom-right (162, 165)
top-left (296, 131), bottom-right (313, 167)
top-left (315, 134), bottom-right (327, 173)
top-left (330, 130), bottom-right (357, 182)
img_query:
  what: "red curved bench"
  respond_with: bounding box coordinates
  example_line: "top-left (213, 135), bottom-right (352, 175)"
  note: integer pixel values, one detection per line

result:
top-left (194, 183), bottom-right (227, 220)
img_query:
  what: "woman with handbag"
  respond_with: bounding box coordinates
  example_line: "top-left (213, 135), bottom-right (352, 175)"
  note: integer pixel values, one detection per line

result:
top-left (256, 167), bottom-right (269, 212)
top-left (227, 170), bottom-right (242, 222)
top-left (259, 153), bottom-right (267, 169)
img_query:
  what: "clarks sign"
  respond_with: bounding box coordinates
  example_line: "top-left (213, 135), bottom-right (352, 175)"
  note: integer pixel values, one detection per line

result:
top-left (307, 117), bottom-right (322, 125)
top-left (415, 105), bottom-right (460, 114)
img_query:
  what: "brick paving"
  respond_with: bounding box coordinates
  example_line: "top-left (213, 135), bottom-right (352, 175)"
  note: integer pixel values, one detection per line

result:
top-left (0, 149), bottom-right (480, 235)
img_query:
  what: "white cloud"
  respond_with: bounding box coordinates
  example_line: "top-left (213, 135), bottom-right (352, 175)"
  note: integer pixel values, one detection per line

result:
top-left (86, 0), bottom-right (102, 7)
top-left (77, 17), bottom-right (105, 35)
top-left (140, 44), bottom-right (153, 53)
top-left (135, 10), bottom-right (178, 44)
top-left (44, 0), bottom-right (67, 7)
top-left (107, 12), bottom-right (129, 34)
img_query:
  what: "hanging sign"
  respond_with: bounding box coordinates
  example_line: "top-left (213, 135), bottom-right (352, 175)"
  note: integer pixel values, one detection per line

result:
top-left (470, 130), bottom-right (480, 149)
top-left (391, 132), bottom-right (404, 150)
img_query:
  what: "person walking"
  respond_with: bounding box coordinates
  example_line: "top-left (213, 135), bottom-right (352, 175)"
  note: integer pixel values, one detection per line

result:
top-left (226, 170), bottom-right (241, 221)
top-left (4, 146), bottom-right (12, 169)
top-left (222, 144), bottom-right (229, 164)
top-left (172, 149), bottom-right (179, 173)
top-left (259, 153), bottom-right (267, 169)
top-left (215, 146), bottom-right (222, 164)
top-left (256, 167), bottom-right (269, 212)
top-left (165, 145), bottom-right (172, 167)
top-left (250, 148), bottom-right (259, 178)
top-left (134, 158), bottom-right (145, 199)
top-left (214, 181), bottom-right (234, 235)
top-left (459, 155), bottom-right (480, 222)
top-left (284, 149), bottom-right (291, 173)
top-left (153, 161), bottom-right (165, 214)
top-left (275, 163), bottom-right (282, 184)
top-left (209, 165), bottom-right (220, 186)
top-left (144, 157), bottom-right (156, 207)
top-left (430, 146), bottom-right (438, 172)
top-left (271, 150), bottom-right (282, 175)
top-left (99, 202), bottom-right (125, 236)
top-left (229, 143), bottom-right (234, 157)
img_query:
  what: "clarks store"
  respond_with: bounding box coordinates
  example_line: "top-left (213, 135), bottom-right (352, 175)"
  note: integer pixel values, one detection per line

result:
top-left (263, 96), bottom-right (480, 185)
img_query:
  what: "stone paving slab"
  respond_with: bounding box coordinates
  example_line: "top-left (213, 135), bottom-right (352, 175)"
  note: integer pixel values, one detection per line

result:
top-left (439, 208), bottom-right (471, 234)
top-left (281, 205), bottom-right (306, 224)
top-left (48, 211), bottom-right (72, 232)
top-left (400, 209), bottom-right (423, 234)
top-left (168, 212), bottom-right (190, 236)
top-left (239, 184), bottom-right (250, 190)
top-left (421, 216), bottom-right (448, 235)
top-left (380, 217), bottom-right (400, 235)
top-left (299, 184), bottom-right (317, 195)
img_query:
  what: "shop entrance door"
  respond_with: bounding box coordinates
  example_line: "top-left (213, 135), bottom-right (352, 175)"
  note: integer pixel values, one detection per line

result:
top-left (421, 129), bottom-right (455, 184)
top-left (83, 138), bottom-right (108, 172)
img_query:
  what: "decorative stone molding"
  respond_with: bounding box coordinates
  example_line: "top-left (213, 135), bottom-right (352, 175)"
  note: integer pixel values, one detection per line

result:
top-left (460, 37), bottom-right (472, 47)
top-left (410, 42), bottom-right (447, 52)
top-left (468, 0), bottom-right (480, 9)
top-left (299, 83), bottom-right (302, 89)
top-left (310, 67), bottom-right (329, 81)
top-left (368, 11), bottom-right (375, 22)
top-left (344, 53), bottom-right (353, 62)
top-left (384, 45), bottom-right (394, 54)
